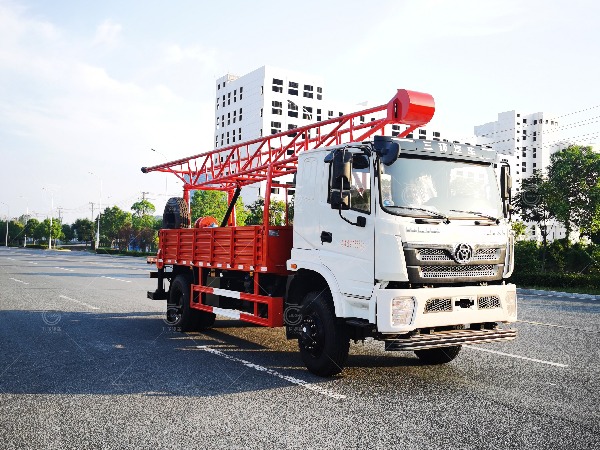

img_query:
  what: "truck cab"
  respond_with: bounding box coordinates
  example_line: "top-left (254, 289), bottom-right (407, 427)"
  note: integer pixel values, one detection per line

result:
top-left (287, 136), bottom-right (517, 374)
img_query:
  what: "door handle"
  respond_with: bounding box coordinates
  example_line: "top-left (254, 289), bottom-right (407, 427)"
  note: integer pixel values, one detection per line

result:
top-left (320, 231), bottom-right (332, 244)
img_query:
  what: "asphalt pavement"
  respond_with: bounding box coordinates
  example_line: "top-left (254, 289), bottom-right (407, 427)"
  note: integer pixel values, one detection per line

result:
top-left (1, 247), bottom-right (599, 449)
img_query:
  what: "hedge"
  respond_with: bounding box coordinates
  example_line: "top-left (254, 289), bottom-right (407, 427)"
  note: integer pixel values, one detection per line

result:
top-left (94, 248), bottom-right (155, 257)
top-left (509, 271), bottom-right (600, 290)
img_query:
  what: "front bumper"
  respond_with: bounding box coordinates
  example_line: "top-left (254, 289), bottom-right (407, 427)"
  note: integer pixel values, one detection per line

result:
top-left (376, 283), bottom-right (517, 333)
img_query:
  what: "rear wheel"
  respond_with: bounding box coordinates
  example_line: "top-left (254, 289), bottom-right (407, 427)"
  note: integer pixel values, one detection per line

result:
top-left (167, 274), bottom-right (215, 331)
top-left (414, 346), bottom-right (461, 364)
top-left (298, 290), bottom-right (349, 377)
top-left (163, 197), bottom-right (190, 229)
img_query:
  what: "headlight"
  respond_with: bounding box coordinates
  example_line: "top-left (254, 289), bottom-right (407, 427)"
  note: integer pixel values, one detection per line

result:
top-left (391, 296), bottom-right (415, 326)
top-left (505, 290), bottom-right (517, 318)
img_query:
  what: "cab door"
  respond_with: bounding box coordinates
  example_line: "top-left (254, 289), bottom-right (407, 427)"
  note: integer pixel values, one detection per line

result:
top-left (318, 154), bottom-right (375, 300)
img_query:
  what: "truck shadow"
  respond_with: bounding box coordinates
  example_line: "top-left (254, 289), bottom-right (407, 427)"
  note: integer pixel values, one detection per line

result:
top-left (0, 310), bottom-right (442, 398)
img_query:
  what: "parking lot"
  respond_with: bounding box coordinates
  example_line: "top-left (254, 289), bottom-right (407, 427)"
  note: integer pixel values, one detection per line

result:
top-left (1, 247), bottom-right (599, 449)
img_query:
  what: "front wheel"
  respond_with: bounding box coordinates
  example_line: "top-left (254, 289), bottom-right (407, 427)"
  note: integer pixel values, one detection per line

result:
top-left (414, 346), bottom-right (461, 364)
top-left (298, 290), bottom-right (349, 377)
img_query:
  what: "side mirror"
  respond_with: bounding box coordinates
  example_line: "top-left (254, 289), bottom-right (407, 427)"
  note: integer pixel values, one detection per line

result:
top-left (500, 164), bottom-right (512, 218)
top-left (373, 136), bottom-right (400, 166)
top-left (329, 150), bottom-right (351, 210)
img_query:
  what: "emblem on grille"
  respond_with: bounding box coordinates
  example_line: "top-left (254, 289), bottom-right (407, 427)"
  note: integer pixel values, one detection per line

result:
top-left (453, 243), bottom-right (473, 264)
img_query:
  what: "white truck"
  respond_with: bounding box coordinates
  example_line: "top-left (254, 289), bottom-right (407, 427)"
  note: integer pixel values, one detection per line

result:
top-left (143, 89), bottom-right (517, 376)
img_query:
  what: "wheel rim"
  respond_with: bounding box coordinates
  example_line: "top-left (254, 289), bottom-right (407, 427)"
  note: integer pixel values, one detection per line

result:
top-left (299, 313), bottom-right (324, 358)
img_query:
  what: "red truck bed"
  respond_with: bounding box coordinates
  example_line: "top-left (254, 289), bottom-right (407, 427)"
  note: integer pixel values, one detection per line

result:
top-left (158, 225), bottom-right (293, 275)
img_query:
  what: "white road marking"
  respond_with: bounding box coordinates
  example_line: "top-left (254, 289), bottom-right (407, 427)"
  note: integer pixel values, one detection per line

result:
top-left (464, 345), bottom-right (568, 368)
top-left (55, 266), bottom-right (74, 272)
top-left (58, 295), bottom-right (100, 310)
top-left (28, 262), bottom-right (38, 265)
top-left (518, 320), bottom-right (600, 334)
top-left (9, 278), bottom-right (29, 285)
top-left (198, 346), bottom-right (346, 400)
top-left (101, 276), bottom-right (131, 283)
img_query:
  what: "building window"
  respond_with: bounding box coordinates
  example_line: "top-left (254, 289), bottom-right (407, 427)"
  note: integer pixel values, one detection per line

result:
top-left (534, 119), bottom-right (538, 125)
top-left (287, 124), bottom-right (298, 137)
top-left (523, 119), bottom-right (527, 124)
top-left (303, 106), bottom-right (313, 120)
top-left (271, 121), bottom-right (281, 135)
top-left (271, 187), bottom-right (280, 194)
top-left (239, 108), bottom-right (242, 121)
top-left (288, 100), bottom-right (298, 118)
top-left (433, 131), bottom-right (441, 137)
top-left (272, 100), bottom-right (282, 115)
top-left (419, 129), bottom-right (426, 136)
top-left (272, 78), bottom-right (283, 93)
top-left (328, 110), bottom-right (333, 117)
top-left (239, 86), bottom-right (243, 100)
top-left (289, 88), bottom-right (298, 96)
top-left (303, 84), bottom-right (313, 98)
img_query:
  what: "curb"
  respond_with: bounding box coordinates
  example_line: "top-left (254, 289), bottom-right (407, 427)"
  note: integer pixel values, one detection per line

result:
top-left (517, 288), bottom-right (600, 301)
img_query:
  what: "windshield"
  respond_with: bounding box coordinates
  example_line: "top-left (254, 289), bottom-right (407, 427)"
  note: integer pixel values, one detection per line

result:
top-left (379, 156), bottom-right (503, 219)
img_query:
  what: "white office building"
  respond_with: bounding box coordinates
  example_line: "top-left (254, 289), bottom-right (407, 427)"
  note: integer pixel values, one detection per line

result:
top-left (474, 110), bottom-right (568, 241)
top-left (213, 65), bottom-right (446, 204)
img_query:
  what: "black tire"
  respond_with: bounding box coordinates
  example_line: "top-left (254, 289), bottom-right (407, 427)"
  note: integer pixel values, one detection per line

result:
top-left (163, 197), bottom-right (191, 229)
top-left (414, 346), bottom-right (461, 364)
top-left (167, 275), bottom-right (215, 331)
top-left (298, 290), bottom-right (350, 377)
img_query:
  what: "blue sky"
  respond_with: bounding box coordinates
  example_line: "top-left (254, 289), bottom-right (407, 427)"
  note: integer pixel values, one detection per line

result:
top-left (1, 0), bottom-right (598, 223)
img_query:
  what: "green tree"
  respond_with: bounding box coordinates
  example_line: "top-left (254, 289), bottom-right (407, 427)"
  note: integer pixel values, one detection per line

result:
top-left (131, 199), bottom-right (155, 218)
top-left (0, 220), bottom-right (24, 245)
top-left (24, 218), bottom-right (39, 245)
top-left (99, 206), bottom-right (132, 248)
top-left (190, 190), bottom-right (247, 225)
top-left (513, 170), bottom-right (554, 266)
top-left (245, 197), bottom-right (287, 226)
top-left (72, 218), bottom-right (94, 246)
top-left (546, 145), bottom-right (600, 244)
top-left (35, 218), bottom-right (62, 245)
top-left (511, 220), bottom-right (528, 241)
top-left (61, 223), bottom-right (74, 243)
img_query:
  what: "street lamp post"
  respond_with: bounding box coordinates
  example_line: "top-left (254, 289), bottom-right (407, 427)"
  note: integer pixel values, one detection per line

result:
top-left (89, 172), bottom-right (102, 250)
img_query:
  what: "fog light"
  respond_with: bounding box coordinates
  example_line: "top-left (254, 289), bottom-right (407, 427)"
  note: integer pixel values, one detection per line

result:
top-left (391, 296), bottom-right (415, 326)
top-left (505, 291), bottom-right (517, 318)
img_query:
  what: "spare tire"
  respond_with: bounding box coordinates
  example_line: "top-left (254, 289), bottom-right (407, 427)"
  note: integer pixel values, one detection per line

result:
top-left (163, 197), bottom-right (191, 229)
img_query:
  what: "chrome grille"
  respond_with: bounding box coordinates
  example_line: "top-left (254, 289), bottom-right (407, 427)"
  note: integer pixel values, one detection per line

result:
top-left (417, 248), bottom-right (451, 261)
top-left (424, 298), bottom-right (452, 313)
top-left (474, 248), bottom-right (499, 260)
top-left (478, 295), bottom-right (501, 309)
top-left (421, 265), bottom-right (497, 278)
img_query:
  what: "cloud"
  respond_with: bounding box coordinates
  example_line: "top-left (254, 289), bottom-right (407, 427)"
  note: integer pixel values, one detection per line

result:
top-left (162, 43), bottom-right (218, 68)
top-left (93, 19), bottom-right (122, 47)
